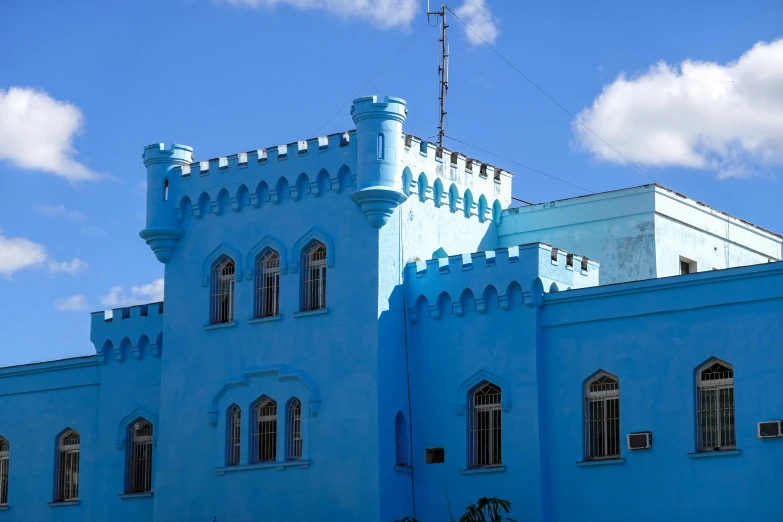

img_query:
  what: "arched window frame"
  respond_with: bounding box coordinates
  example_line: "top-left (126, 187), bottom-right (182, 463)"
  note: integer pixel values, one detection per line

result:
top-left (54, 429), bottom-right (80, 502)
top-left (163, 178), bottom-right (169, 201)
top-left (125, 419), bottom-right (154, 494)
top-left (583, 372), bottom-right (620, 460)
top-left (226, 404), bottom-right (241, 466)
top-left (286, 398), bottom-right (302, 460)
top-left (211, 255), bottom-right (235, 324)
top-left (250, 396), bottom-right (277, 463)
top-left (467, 381), bottom-right (502, 468)
top-left (696, 359), bottom-right (735, 451)
top-left (0, 437), bottom-right (9, 506)
top-left (300, 240), bottom-right (327, 312)
top-left (254, 248), bottom-right (280, 318)
top-left (377, 134), bottom-right (384, 160)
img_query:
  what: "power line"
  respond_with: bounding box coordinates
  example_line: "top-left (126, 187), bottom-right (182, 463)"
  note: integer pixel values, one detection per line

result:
top-left (311, 22), bottom-right (430, 138)
top-left (446, 6), bottom-right (660, 185)
top-left (444, 134), bottom-right (595, 194)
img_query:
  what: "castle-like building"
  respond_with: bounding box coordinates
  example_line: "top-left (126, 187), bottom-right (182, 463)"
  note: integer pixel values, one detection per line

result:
top-left (1, 95), bottom-right (782, 522)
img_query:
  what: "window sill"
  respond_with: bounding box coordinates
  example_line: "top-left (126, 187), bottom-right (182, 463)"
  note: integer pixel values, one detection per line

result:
top-left (248, 315), bottom-right (282, 325)
top-left (293, 308), bottom-right (329, 318)
top-left (394, 465), bottom-right (413, 474)
top-left (460, 465), bottom-right (505, 475)
top-left (0, 506), bottom-right (7, 511)
top-left (214, 459), bottom-right (311, 475)
top-left (203, 321), bottom-right (237, 331)
top-left (688, 449), bottom-right (741, 459)
top-left (576, 458), bottom-right (625, 467)
top-left (118, 492), bottom-right (154, 500)
top-left (48, 500), bottom-right (80, 507)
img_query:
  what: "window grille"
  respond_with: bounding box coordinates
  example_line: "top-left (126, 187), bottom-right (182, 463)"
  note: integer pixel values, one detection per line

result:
top-left (126, 420), bottom-right (153, 494)
top-left (301, 241), bottom-right (326, 312)
top-left (251, 397), bottom-right (277, 462)
top-left (584, 373), bottom-right (620, 460)
top-left (226, 405), bottom-right (241, 466)
top-left (55, 430), bottom-right (80, 501)
top-left (255, 249), bottom-right (280, 318)
top-left (0, 438), bottom-right (8, 506)
top-left (697, 361), bottom-right (735, 451)
top-left (287, 398), bottom-right (302, 460)
top-left (468, 382), bottom-right (502, 468)
top-left (211, 255), bottom-right (235, 323)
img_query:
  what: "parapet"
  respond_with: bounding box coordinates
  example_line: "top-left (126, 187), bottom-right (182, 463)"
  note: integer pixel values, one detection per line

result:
top-left (90, 302), bottom-right (164, 363)
top-left (405, 243), bottom-right (599, 321)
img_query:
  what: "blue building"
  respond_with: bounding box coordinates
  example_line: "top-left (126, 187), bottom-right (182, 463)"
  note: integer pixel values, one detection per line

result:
top-left (0, 95), bottom-right (782, 522)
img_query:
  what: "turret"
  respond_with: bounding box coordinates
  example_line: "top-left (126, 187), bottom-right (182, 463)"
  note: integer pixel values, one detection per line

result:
top-left (349, 95), bottom-right (409, 228)
top-left (139, 143), bottom-right (193, 263)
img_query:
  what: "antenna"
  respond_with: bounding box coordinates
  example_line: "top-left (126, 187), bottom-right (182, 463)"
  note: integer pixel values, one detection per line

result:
top-left (427, 3), bottom-right (449, 148)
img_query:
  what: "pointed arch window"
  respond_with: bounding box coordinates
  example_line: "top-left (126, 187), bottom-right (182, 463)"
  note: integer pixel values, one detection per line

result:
top-left (255, 249), bottom-right (280, 318)
top-left (55, 430), bottom-right (80, 501)
top-left (287, 398), bottom-right (302, 460)
top-left (226, 405), bottom-right (241, 466)
top-left (125, 420), bottom-right (153, 494)
top-left (468, 381), bottom-right (502, 468)
top-left (163, 178), bottom-right (169, 201)
top-left (0, 438), bottom-right (8, 506)
top-left (584, 373), bottom-right (620, 460)
top-left (251, 397), bottom-right (277, 462)
top-left (301, 241), bottom-right (327, 312)
top-left (211, 255), bottom-right (235, 323)
top-left (377, 134), bottom-right (384, 160)
top-left (696, 360), bottom-right (735, 451)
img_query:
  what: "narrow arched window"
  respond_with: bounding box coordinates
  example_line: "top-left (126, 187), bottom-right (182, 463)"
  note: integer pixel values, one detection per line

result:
top-left (301, 240), bottom-right (327, 312)
top-left (211, 255), bottom-right (235, 323)
top-left (696, 360), bottom-right (735, 451)
top-left (251, 397), bottom-right (277, 462)
top-left (163, 178), bottom-right (169, 201)
top-left (584, 373), bottom-right (620, 460)
top-left (395, 411), bottom-right (408, 467)
top-left (126, 419), bottom-right (153, 494)
top-left (377, 134), bottom-right (384, 160)
top-left (468, 381), bottom-right (502, 468)
top-left (287, 398), bottom-right (302, 460)
top-left (0, 437), bottom-right (9, 506)
top-left (55, 430), bottom-right (80, 501)
top-left (226, 405), bottom-right (241, 466)
top-left (255, 249), bottom-right (280, 318)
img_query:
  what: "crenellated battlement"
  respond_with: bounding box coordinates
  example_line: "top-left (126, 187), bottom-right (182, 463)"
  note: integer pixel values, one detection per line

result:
top-left (405, 243), bottom-right (599, 321)
top-left (90, 302), bottom-right (164, 363)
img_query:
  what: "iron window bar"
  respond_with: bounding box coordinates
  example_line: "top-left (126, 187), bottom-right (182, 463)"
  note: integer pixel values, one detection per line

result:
top-left (301, 241), bottom-right (327, 312)
top-left (468, 382), bottom-right (502, 468)
top-left (287, 398), bottom-right (302, 460)
top-left (697, 361), bottom-right (735, 451)
top-left (55, 431), bottom-right (80, 501)
top-left (584, 373), bottom-right (620, 460)
top-left (251, 397), bottom-right (277, 462)
top-left (126, 420), bottom-right (153, 494)
top-left (226, 405), bottom-right (241, 466)
top-left (211, 255), bottom-right (235, 324)
top-left (255, 249), bottom-right (280, 318)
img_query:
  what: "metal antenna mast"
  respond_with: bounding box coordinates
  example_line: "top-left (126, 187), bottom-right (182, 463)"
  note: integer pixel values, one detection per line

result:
top-left (427, 3), bottom-right (449, 148)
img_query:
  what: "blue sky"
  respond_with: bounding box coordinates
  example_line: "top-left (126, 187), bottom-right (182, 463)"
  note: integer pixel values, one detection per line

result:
top-left (1, 0), bottom-right (781, 366)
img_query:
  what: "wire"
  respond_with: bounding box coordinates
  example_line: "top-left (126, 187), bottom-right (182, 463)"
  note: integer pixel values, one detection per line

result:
top-left (444, 134), bottom-right (595, 193)
top-left (311, 22), bottom-right (430, 138)
top-left (446, 7), bottom-right (660, 185)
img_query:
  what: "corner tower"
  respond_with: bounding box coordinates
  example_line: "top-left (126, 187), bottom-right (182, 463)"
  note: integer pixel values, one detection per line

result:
top-left (350, 95), bottom-right (408, 228)
top-left (139, 143), bottom-right (193, 263)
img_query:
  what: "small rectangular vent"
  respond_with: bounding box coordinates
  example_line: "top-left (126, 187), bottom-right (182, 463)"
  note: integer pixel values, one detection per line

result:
top-left (758, 421), bottom-right (783, 438)
top-left (627, 431), bottom-right (652, 450)
top-left (425, 448), bottom-right (445, 464)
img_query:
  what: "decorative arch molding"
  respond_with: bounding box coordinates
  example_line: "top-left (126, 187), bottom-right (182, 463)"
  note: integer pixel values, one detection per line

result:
top-left (245, 235), bottom-right (288, 280)
top-left (207, 365), bottom-right (321, 427)
top-left (290, 227), bottom-right (335, 272)
top-left (583, 368), bottom-right (618, 388)
top-left (116, 407), bottom-right (159, 449)
top-left (454, 368), bottom-right (512, 416)
top-left (201, 242), bottom-right (244, 286)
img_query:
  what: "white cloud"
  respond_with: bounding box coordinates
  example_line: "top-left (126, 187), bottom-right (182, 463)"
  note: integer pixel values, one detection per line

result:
top-left (35, 203), bottom-right (86, 222)
top-left (455, 0), bottom-right (498, 45)
top-left (0, 231), bottom-right (48, 277)
top-left (0, 87), bottom-right (97, 181)
top-left (100, 278), bottom-right (164, 308)
top-left (48, 257), bottom-right (88, 274)
top-left (573, 38), bottom-right (783, 178)
top-left (54, 295), bottom-right (89, 312)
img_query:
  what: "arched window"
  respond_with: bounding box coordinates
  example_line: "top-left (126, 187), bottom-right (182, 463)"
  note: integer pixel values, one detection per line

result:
top-left (226, 405), bottom-right (241, 466)
top-left (377, 134), bottom-right (384, 160)
top-left (301, 241), bottom-right (327, 312)
top-left (251, 397), bottom-right (277, 462)
top-left (395, 411), bottom-right (408, 467)
top-left (55, 430), bottom-right (80, 501)
top-left (211, 255), bottom-right (235, 323)
top-left (0, 437), bottom-right (8, 506)
top-left (696, 360), bottom-right (735, 451)
top-left (584, 373), bottom-right (620, 460)
top-left (255, 249), bottom-right (280, 318)
top-left (163, 178), bottom-right (169, 201)
top-left (287, 398), bottom-right (302, 460)
top-left (468, 381), bottom-right (502, 468)
top-left (125, 419), bottom-right (153, 494)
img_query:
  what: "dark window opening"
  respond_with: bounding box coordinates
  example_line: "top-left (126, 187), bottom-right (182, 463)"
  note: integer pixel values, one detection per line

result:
top-left (425, 447), bottom-right (444, 464)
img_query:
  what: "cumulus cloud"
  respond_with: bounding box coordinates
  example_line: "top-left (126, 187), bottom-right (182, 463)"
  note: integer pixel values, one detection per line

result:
top-left (0, 231), bottom-right (48, 277)
top-left (573, 39), bottom-right (783, 178)
top-left (54, 295), bottom-right (89, 312)
top-left (48, 257), bottom-right (89, 274)
top-left (100, 278), bottom-right (164, 308)
top-left (35, 203), bottom-right (86, 222)
top-left (455, 0), bottom-right (498, 45)
top-left (0, 87), bottom-right (97, 181)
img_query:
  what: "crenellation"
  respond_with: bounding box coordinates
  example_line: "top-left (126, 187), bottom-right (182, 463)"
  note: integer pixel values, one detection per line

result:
top-left (90, 302), bottom-right (164, 363)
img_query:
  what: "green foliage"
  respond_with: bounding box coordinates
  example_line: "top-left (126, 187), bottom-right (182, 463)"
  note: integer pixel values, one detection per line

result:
top-left (458, 497), bottom-right (516, 522)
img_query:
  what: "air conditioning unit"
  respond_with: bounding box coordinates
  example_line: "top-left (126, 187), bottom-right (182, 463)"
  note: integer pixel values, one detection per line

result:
top-left (758, 421), bottom-right (783, 438)
top-left (627, 431), bottom-right (652, 450)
